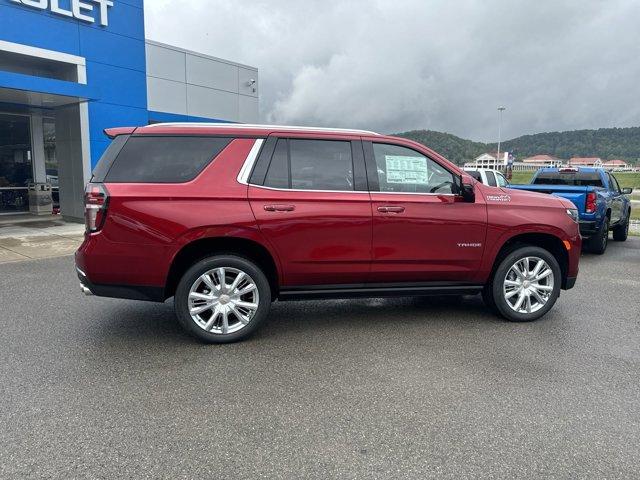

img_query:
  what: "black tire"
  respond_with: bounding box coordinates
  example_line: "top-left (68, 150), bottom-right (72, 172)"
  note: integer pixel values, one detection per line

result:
top-left (174, 255), bottom-right (271, 343)
top-left (491, 246), bottom-right (561, 322)
top-left (588, 216), bottom-right (609, 254)
top-left (612, 209), bottom-right (630, 242)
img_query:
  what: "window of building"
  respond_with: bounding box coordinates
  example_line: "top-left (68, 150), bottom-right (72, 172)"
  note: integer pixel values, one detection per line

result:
top-left (371, 143), bottom-right (455, 194)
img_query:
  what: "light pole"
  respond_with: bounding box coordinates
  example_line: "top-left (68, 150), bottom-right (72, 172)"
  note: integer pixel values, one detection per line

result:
top-left (497, 106), bottom-right (506, 168)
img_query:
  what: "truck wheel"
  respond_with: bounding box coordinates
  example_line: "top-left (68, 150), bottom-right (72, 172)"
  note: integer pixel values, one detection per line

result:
top-left (491, 246), bottom-right (561, 322)
top-left (588, 216), bottom-right (609, 254)
top-left (174, 255), bottom-right (271, 343)
top-left (612, 210), bottom-right (630, 242)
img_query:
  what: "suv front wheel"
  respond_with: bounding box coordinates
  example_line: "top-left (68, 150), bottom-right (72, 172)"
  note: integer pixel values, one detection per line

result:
top-left (490, 246), bottom-right (561, 322)
top-left (174, 255), bottom-right (271, 343)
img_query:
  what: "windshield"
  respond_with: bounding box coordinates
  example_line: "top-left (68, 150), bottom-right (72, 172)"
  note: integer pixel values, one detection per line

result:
top-left (533, 171), bottom-right (603, 187)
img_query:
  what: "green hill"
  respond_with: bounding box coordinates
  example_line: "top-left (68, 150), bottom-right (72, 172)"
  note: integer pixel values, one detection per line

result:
top-left (394, 126), bottom-right (640, 166)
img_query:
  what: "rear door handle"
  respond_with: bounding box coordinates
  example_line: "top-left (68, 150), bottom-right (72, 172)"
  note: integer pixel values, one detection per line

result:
top-left (377, 206), bottom-right (405, 213)
top-left (264, 204), bottom-right (295, 212)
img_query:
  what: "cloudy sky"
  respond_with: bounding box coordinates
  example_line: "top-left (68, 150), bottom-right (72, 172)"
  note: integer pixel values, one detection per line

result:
top-left (145, 0), bottom-right (640, 142)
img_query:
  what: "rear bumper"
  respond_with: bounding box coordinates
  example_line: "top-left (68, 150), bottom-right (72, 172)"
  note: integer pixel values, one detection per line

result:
top-left (76, 260), bottom-right (164, 302)
top-left (579, 220), bottom-right (598, 238)
top-left (75, 232), bottom-right (168, 302)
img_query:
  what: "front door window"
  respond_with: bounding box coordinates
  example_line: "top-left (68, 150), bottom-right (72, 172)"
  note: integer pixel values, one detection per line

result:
top-left (372, 143), bottom-right (455, 194)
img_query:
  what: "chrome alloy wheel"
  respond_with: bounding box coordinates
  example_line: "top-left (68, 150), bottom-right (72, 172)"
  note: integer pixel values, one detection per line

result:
top-left (188, 267), bottom-right (259, 334)
top-left (503, 256), bottom-right (554, 314)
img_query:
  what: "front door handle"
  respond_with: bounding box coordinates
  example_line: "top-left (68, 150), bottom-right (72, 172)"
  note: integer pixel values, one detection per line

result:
top-left (264, 204), bottom-right (295, 212)
top-left (377, 206), bottom-right (405, 213)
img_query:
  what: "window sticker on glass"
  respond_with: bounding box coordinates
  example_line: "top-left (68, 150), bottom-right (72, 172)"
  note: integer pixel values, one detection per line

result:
top-left (385, 155), bottom-right (428, 184)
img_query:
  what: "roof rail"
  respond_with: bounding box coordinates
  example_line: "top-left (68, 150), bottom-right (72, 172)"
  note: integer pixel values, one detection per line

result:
top-left (145, 122), bottom-right (381, 136)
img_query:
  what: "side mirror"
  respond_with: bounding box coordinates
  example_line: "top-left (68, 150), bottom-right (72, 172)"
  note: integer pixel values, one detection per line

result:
top-left (455, 174), bottom-right (475, 202)
top-left (622, 187), bottom-right (633, 194)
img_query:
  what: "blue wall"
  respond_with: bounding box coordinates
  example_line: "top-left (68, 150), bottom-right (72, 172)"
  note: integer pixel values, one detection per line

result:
top-left (0, 0), bottom-right (149, 167)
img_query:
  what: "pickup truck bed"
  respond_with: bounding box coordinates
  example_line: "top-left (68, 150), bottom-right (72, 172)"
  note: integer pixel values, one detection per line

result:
top-left (510, 167), bottom-right (632, 254)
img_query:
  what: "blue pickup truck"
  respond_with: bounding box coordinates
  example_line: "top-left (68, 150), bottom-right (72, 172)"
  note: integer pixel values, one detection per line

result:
top-left (510, 167), bottom-right (633, 254)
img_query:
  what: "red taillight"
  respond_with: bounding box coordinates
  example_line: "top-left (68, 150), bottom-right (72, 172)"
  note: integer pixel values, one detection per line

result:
top-left (84, 183), bottom-right (109, 232)
top-left (585, 191), bottom-right (597, 214)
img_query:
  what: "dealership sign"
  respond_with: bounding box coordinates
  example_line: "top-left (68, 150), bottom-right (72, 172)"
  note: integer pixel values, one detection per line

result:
top-left (9, 0), bottom-right (113, 26)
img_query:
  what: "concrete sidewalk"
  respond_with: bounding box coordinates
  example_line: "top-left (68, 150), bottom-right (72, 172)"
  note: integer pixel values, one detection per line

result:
top-left (0, 216), bottom-right (85, 264)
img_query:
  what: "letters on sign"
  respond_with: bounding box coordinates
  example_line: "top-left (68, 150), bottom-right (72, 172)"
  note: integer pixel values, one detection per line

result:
top-left (10, 0), bottom-right (114, 27)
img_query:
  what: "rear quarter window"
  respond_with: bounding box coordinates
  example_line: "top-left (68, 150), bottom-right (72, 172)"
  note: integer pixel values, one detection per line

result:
top-left (91, 135), bottom-right (129, 182)
top-left (103, 136), bottom-right (232, 183)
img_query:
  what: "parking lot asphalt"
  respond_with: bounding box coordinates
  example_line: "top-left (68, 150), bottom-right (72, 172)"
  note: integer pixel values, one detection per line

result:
top-left (1, 239), bottom-right (639, 479)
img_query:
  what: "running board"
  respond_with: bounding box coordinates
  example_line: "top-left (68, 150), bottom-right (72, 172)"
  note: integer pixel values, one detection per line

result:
top-left (278, 283), bottom-right (483, 301)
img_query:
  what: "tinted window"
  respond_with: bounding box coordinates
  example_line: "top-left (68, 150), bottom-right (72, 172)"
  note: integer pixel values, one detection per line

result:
top-left (466, 170), bottom-right (481, 181)
top-left (485, 171), bottom-right (497, 186)
top-left (533, 171), bottom-right (603, 187)
top-left (104, 136), bottom-right (231, 183)
top-left (372, 143), bottom-right (455, 194)
top-left (264, 139), bottom-right (289, 188)
top-left (289, 139), bottom-right (353, 191)
top-left (91, 135), bottom-right (129, 182)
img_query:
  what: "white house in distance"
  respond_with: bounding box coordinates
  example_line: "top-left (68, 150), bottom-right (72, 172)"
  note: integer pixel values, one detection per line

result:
top-left (521, 154), bottom-right (563, 167)
top-left (568, 157), bottom-right (603, 167)
top-left (464, 152), bottom-right (507, 170)
top-left (464, 152), bottom-right (564, 171)
top-left (464, 153), bottom-right (633, 172)
top-left (602, 159), bottom-right (628, 170)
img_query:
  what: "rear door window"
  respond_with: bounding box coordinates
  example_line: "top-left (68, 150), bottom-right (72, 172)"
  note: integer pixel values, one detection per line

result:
top-left (261, 139), bottom-right (355, 191)
top-left (289, 139), bottom-right (354, 191)
top-left (485, 171), bottom-right (497, 186)
top-left (104, 136), bottom-right (232, 183)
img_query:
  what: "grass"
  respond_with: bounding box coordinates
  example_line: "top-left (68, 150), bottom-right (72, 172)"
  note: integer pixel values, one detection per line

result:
top-left (508, 171), bottom-right (640, 189)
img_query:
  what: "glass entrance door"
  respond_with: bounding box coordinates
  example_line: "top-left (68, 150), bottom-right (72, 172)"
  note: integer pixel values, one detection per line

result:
top-left (0, 113), bottom-right (33, 214)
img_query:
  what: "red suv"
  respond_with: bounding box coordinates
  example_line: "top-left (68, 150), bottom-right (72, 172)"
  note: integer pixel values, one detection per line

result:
top-left (76, 123), bottom-right (581, 343)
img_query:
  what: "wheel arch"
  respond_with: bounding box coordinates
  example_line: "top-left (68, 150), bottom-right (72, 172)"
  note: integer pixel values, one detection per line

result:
top-left (164, 236), bottom-right (281, 300)
top-left (490, 232), bottom-right (569, 289)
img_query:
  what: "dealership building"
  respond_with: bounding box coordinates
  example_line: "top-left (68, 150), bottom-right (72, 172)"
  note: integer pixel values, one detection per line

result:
top-left (0, 0), bottom-right (259, 219)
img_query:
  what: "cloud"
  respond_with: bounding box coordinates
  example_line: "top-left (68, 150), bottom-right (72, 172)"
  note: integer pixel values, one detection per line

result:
top-left (145, 0), bottom-right (640, 141)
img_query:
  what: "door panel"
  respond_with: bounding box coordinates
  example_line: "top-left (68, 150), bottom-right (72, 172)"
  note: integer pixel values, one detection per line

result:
top-left (247, 137), bottom-right (372, 287)
top-left (364, 140), bottom-right (487, 283)
top-left (608, 174), bottom-right (623, 224)
top-left (249, 186), bottom-right (372, 286)
top-left (370, 193), bottom-right (487, 282)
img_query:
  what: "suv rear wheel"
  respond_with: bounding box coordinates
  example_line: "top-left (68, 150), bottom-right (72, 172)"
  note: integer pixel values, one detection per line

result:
top-left (174, 255), bottom-right (271, 343)
top-left (490, 246), bottom-right (561, 322)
